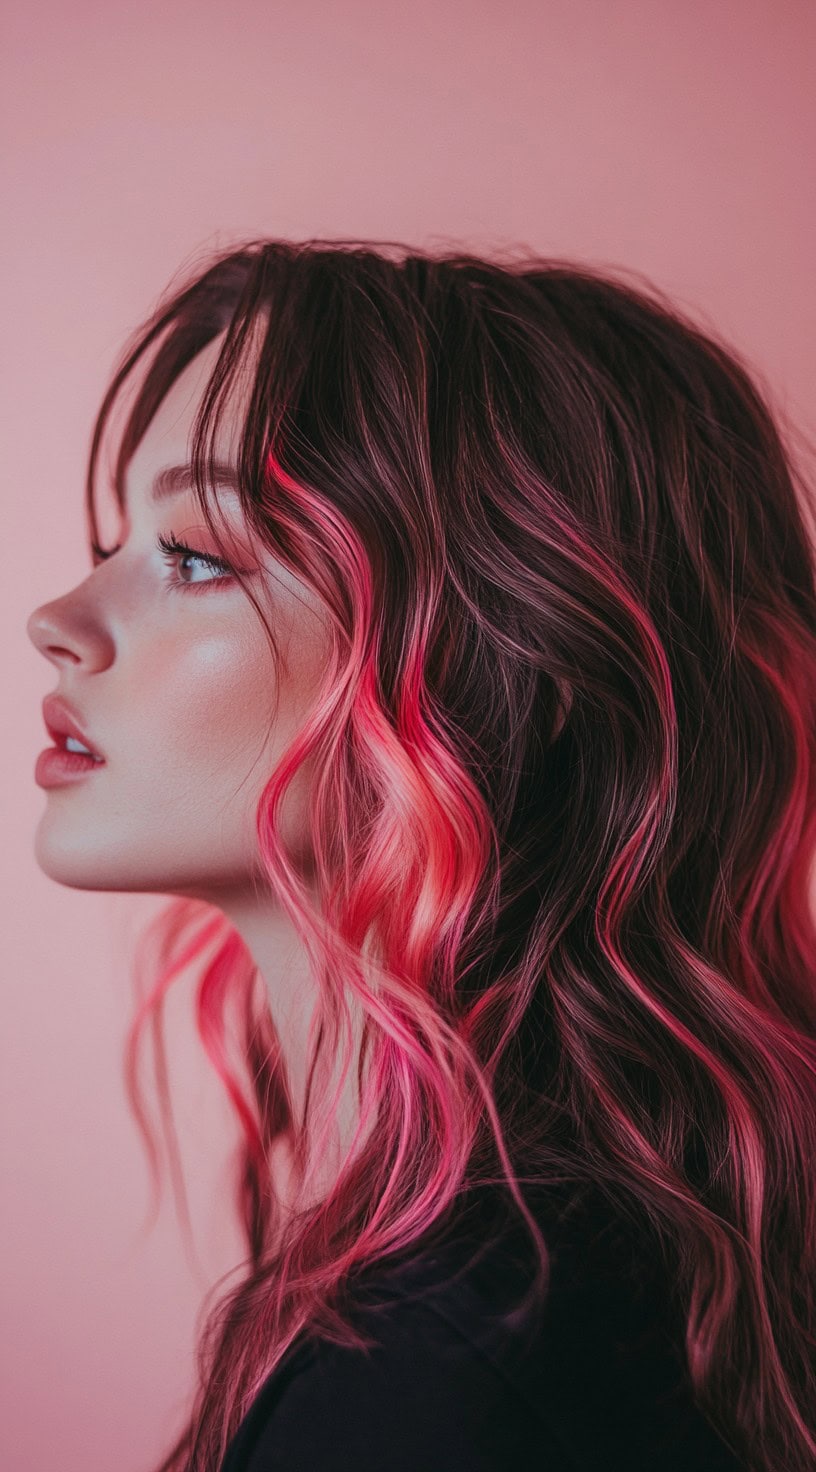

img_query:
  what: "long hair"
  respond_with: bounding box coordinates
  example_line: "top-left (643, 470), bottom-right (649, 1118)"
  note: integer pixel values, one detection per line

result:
top-left (85, 239), bottom-right (816, 1472)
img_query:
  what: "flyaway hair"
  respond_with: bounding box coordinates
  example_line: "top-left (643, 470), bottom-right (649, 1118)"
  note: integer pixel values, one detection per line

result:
top-left (86, 239), bottom-right (816, 1472)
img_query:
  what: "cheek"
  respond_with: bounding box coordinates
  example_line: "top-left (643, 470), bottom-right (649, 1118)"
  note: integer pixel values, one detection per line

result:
top-left (135, 621), bottom-right (278, 779)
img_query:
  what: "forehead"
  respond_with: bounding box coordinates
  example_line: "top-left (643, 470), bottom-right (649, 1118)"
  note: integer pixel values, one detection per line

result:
top-left (123, 329), bottom-right (257, 514)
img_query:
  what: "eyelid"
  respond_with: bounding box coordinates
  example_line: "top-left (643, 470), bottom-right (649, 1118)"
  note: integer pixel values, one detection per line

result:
top-left (89, 535), bottom-right (237, 588)
top-left (157, 530), bottom-right (239, 595)
top-left (157, 531), bottom-right (230, 570)
top-left (89, 529), bottom-right (258, 597)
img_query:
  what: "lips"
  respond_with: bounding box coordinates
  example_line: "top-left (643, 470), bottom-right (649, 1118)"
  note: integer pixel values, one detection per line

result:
top-left (42, 694), bottom-right (105, 761)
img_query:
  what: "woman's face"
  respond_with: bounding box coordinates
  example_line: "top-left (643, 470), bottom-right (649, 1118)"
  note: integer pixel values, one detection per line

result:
top-left (26, 333), bottom-right (331, 900)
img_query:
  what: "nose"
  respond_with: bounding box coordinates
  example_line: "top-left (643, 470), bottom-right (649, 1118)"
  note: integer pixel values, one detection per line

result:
top-left (26, 594), bottom-right (111, 672)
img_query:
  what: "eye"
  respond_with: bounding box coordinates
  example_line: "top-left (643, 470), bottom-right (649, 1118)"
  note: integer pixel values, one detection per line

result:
top-left (156, 531), bottom-right (235, 592)
top-left (89, 534), bottom-right (243, 591)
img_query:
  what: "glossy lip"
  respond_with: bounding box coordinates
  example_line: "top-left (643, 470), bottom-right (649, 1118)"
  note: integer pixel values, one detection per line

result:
top-left (41, 693), bottom-right (105, 761)
top-left (34, 746), bottom-right (105, 789)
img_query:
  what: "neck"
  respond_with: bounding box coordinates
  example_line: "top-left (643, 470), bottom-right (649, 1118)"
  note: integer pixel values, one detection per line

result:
top-left (214, 887), bottom-right (368, 1219)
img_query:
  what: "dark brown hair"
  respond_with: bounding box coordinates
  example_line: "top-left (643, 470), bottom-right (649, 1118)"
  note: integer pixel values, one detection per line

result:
top-left (87, 238), bottom-right (816, 1471)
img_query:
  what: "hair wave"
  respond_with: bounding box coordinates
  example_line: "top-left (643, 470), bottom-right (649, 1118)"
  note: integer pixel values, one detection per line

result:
top-left (86, 238), bottom-right (816, 1472)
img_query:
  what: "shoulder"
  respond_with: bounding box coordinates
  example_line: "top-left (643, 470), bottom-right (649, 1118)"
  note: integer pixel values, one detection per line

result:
top-left (218, 1183), bottom-right (745, 1472)
top-left (219, 1267), bottom-right (570, 1472)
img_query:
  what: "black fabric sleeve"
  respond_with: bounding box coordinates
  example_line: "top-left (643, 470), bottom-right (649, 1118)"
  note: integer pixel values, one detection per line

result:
top-left (220, 1293), bottom-right (572, 1472)
top-left (218, 1183), bottom-right (747, 1472)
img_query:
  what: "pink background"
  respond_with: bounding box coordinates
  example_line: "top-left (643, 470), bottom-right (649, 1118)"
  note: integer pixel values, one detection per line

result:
top-left (2, 3), bottom-right (815, 1468)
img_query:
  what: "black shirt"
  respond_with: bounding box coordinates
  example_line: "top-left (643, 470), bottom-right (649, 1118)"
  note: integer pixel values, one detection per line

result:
top-left (218, 1180), bottom-right (745, 1471)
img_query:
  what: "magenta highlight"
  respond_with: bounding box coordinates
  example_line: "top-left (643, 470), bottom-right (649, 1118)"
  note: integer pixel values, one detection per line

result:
top-left (85, 239), bottom-right (816, 1472)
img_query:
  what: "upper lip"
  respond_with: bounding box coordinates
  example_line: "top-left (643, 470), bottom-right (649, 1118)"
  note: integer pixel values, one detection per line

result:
top-left (42, 694), bottom-right (105, 760)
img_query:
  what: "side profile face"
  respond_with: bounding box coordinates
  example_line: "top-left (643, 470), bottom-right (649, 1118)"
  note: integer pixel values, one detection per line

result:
top-left (26, 331), bottom-right (331, 901)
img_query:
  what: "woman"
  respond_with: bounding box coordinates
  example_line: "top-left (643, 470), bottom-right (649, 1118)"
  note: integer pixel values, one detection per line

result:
top-left (27, 239), bottom-right (816, 1472)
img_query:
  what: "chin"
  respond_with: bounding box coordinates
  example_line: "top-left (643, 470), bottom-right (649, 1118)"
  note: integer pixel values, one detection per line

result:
top-left (34, 854), bottom-right (117, 891)
top-left (33, 827), bottom-right (124, 891)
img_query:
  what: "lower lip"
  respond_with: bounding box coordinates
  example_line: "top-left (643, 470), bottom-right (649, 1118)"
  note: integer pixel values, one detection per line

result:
top-left (35, 746), bottom-right (106, 788)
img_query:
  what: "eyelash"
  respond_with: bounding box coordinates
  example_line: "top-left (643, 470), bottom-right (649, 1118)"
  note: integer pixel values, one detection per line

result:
top-left (157, 531), bottom-right (234, 592)
top-left (91, 532), bottom-right (235, 593)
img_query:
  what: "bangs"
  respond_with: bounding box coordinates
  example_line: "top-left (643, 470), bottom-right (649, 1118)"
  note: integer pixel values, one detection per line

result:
top-left (85, 244), bottom-right (318, 558)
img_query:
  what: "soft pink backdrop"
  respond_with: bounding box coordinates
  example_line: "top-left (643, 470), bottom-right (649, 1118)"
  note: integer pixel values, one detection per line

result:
top-left (2, 3), bottom-right (814, 1468)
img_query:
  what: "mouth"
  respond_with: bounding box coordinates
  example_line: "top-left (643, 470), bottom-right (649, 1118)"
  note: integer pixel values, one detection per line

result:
top-left (42, 694), bottom-right (105, 762)
top-left (34, 743), bottom-right (106, 789)
top-left (45, 729), bottom-right (105, 762)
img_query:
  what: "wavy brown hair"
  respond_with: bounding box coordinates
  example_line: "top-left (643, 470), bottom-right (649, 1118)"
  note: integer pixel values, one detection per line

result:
top-left (86, 239), bottom-right (816, 1471)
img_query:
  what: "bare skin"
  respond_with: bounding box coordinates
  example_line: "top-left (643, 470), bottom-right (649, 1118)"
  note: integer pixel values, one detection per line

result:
top-left (27, 333), bottom-right (365, 1222)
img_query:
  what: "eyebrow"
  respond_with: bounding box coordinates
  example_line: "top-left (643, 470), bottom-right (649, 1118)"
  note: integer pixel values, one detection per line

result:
top-left (124, 461), bottom-right (242, 509)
